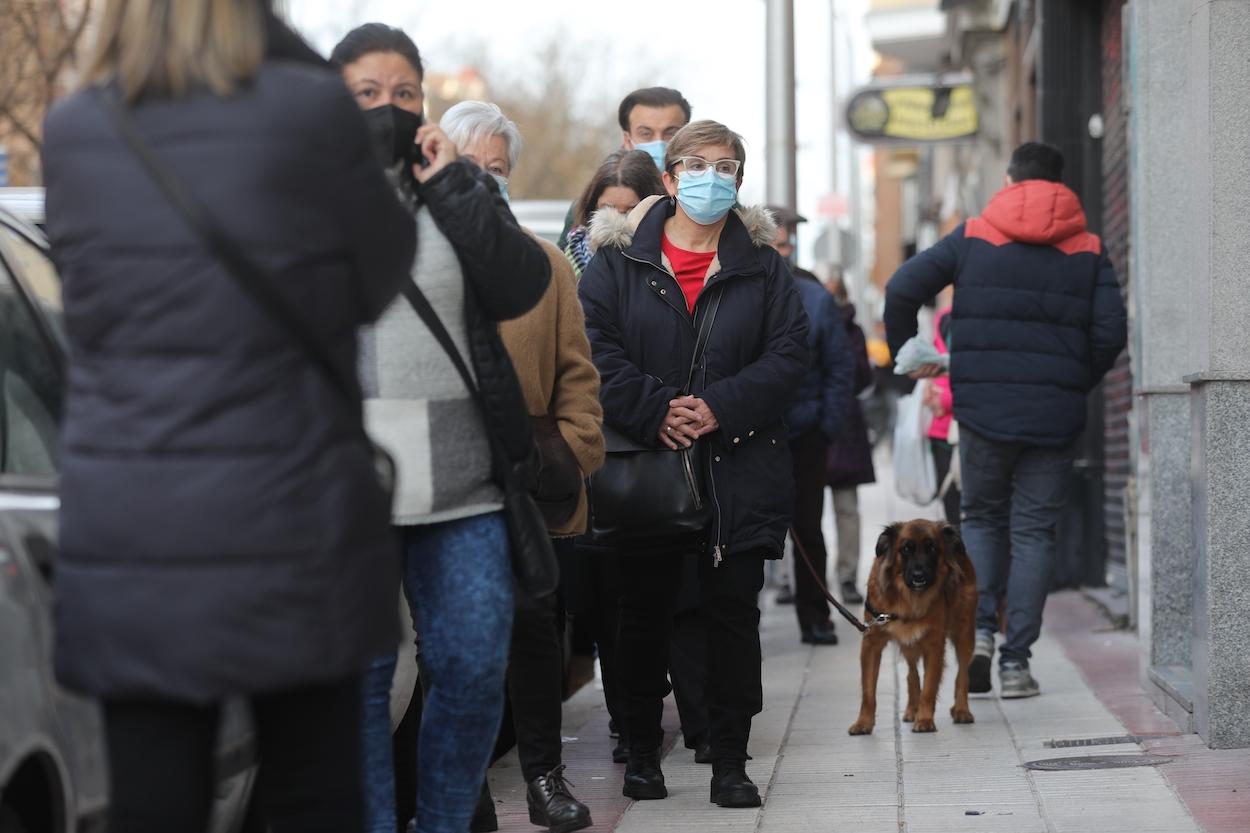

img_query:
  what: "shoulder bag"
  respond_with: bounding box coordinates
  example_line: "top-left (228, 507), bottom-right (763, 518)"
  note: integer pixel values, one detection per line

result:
top-left (588, 285), bottom-right (724, 547)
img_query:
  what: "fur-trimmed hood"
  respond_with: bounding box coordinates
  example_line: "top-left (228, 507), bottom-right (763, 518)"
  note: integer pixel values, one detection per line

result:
top-left (588, 194), bottom-right (780, 254)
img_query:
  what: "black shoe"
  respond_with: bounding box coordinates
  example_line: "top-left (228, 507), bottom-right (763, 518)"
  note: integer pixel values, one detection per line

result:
top-left (969, 654), bottom-right (992, 694)
top-left (527, 765), bottom-right (593, 833)
top-left (611, 738), bottom-right (628, 764)
top-left (622, 750), bottom-right (667, 800)
top-left (800, 621), bottom-right (839, 645)
top-left (840, 581), bottom-right (864, 604)
top-left (709, 763), bottom-right (761, 808)
top-left (608, 718), bottom-right (620, 739)
top-left (775, 586), bottom-right (795, 605)
top-left (470, 780), bottom-right (498, 833)
top-left (695, 742), bottom-right (713, 764)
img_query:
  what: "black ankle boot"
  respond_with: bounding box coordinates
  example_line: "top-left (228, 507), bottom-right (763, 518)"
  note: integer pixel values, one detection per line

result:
top-left (526, 765), bottom-right (593, 833)
top-left (710, 762), bottom-right (761, 808)
top-left (622, 750), bottom-right (667, 800)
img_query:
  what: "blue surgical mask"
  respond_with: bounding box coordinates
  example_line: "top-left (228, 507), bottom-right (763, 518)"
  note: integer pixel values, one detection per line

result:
top-left (490, 173), bottom-right (510, 203)
top-left (676, 170), bottom-right (738, 225)
top-left (633, 140), bottom-right (667, 170)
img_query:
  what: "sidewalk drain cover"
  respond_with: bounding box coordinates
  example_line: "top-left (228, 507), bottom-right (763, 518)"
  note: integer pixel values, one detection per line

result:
top-left (1024, 754), bottom-right (1172, 771)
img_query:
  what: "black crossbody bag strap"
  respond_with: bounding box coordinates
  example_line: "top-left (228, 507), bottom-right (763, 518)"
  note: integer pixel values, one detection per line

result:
top-left (684, 285), bottom-right (724, 393)
top-left (95, 90), bottom-right (363, 421)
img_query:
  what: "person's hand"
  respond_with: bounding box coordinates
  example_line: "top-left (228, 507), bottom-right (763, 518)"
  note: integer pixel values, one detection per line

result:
top-left (669, 395), bottom-right (720, 437)
top-left (412, 124), bottom-right (458, 183)
top-left (922, 383), bottom-right (944, 415)
top-left (908, 362), bottom-right (946, 380)
top-left (659, 404), bottom-right (701, 450)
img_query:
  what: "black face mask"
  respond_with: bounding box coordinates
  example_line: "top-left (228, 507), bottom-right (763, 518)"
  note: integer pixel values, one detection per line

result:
top-left (362, 104), bottom-right (425, 169)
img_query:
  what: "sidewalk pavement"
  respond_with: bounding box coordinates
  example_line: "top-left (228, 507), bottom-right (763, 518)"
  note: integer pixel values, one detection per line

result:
top-left (486, 448), bottom-right (1250, 832)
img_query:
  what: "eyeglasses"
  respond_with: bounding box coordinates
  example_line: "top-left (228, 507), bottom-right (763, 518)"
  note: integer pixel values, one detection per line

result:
top-left (673, 155), bottom-right (742, 180)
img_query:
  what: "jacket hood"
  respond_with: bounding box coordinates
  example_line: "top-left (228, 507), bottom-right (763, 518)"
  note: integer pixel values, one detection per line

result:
top-left (981, 180), bottom-right (1088, 245)
top-left (588, 195), bottom-right (779, 253)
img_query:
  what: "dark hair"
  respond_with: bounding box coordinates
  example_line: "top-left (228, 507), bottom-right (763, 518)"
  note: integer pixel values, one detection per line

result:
top-left (573, 149), bottom-right (666, 228)
top-left (330, 22), bottom-right (423, 78)
top-left (1007, 142), bottom-right (1064, 183)
top-left (617, 87), bottom-right (692, 132)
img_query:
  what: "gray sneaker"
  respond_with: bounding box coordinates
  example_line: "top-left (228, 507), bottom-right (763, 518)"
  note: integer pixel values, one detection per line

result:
top-left (999, 662), bottom-right (1040, 698)
top-left (969, 631), bottom-right (994, 693)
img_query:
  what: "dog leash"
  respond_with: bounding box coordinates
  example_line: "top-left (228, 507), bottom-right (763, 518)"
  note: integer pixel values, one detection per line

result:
top-left (788, 526), bottom-right (870, 634)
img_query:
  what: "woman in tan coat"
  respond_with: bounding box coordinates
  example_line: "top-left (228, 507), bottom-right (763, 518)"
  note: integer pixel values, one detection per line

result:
top-left (442, 100), bottom-right (604, 833)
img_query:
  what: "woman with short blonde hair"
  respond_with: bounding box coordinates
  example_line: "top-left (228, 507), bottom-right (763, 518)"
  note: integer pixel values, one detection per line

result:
top-left (43, 1), bottom-right (416, 831)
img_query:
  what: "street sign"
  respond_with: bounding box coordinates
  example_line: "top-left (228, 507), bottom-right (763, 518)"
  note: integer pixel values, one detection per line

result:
top-left (846, 80), bottom-right (978, 144)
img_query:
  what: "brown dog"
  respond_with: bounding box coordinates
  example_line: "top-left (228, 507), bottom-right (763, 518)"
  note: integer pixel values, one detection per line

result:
top-left (848, 520), bottom-right (978, 735)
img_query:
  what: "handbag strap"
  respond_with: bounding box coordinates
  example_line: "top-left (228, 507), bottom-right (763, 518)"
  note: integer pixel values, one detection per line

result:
top-left (95, 89), bottom-right (362, 419)
top-left (684, 284), bottom-right (724, 393)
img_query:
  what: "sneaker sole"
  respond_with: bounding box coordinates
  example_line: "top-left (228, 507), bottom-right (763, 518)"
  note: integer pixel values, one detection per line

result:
top-left (622, 783), bottom-right (668, 800)
top-left (969, 655), bottom-right (992, 694)
top-left (999, 687), bottom-right (1040, 699)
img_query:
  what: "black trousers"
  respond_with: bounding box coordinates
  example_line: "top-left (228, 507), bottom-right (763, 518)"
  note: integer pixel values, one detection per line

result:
top-left (507, 537), bottom-right (573, 782)
top-left (565, 539), bottom-right (624, 729)
top-left (618, 547), bottom-right (765, 763)
top-left (790, 430), bottom-right (832, 630)
top-left (932, 439), bottom-right (962, 530)
top-left (669, 553), bottom-right (709, 747)
top-left (103, 676), bottom-right (364, 833)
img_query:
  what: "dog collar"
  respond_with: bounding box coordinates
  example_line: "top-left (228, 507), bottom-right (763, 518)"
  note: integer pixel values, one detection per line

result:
top-left (864, 600), bottom-right (899, 627)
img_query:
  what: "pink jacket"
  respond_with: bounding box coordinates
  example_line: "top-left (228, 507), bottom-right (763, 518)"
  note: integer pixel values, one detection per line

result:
top-left (927, 307), bottom-right (954, 441)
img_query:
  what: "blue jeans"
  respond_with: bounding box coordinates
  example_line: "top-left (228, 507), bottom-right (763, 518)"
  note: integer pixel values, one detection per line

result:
top-left (362, 512), bottom-right (512, 833)
top-left (958, 428), bottom-right (1076, 669)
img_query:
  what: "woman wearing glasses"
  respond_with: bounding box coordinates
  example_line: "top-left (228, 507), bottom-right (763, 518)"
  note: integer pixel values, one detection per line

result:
top-left (578, 120), bottom-right (810, 808)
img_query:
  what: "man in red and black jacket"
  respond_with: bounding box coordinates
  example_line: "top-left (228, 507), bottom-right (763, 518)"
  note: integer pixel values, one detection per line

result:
top-left (883, 142), bottom-right (1127, 700)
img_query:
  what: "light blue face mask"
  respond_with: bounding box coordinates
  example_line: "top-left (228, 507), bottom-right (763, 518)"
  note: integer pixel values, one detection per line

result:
top-left (633, 140), bottom-right (667, 171)
top-left (490, 173), bottom-right (510, 203)
top-left (676, 169), bottom-right (738, 225)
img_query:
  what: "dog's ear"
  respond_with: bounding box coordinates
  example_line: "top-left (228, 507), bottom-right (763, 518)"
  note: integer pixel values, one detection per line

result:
top-left (940, 524), bottom-right (966, 591)
top-left (875, 524), bottom-right (901, 559)
top-left (939, 524), bottom-right (965, 557)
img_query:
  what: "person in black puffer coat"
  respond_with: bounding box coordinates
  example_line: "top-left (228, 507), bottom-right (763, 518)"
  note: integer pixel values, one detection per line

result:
top-left (43, 3), bottom-right (416, 831)
top-left (579, 120), bottom-right (809, 809)
top-left (884, 142), bottom-right (1127, 702)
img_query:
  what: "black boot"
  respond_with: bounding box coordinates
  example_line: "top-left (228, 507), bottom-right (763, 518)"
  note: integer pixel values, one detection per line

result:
top-left (611, 737), bottom-right (628, 764)
top-left (710, 761), bottom-right (761, 808)
top-left (526, 765), bottom-right (592, 833)
top-left (469, 779), bottom-right (498, 832)
top-left (622, 749), bottom-right (667, 800)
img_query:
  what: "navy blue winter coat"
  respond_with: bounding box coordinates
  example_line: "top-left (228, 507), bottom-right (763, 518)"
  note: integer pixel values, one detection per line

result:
top-left (884, 180), bottom-right (1127, 448)
top-left (43, 58), bottom-right (416, 701)
top-left (580, 196), bottom-right (810, 559)
top-left (784, 269), bottom-right (853, 441)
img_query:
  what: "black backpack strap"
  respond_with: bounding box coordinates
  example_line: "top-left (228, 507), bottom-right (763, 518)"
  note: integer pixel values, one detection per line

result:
top-left (94, 88), bottom-right (361, 412)
top-left (684, 284), bottom-right (724, 392)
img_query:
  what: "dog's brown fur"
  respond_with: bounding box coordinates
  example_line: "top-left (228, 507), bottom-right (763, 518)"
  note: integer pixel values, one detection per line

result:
top-left (848, 520), bottom-right (978, 735)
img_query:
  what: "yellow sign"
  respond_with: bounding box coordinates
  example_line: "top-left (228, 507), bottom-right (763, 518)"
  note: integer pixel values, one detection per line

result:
top-left (847, 83), bottom-right (978, 143)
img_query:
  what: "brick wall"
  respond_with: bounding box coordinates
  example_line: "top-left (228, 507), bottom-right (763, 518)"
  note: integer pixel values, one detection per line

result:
top-left (1101, 0), bottom-right (1132, 571)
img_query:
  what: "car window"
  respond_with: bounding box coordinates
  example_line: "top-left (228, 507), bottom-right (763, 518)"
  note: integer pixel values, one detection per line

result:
top-left (0, 232), bottom-right (63, 478)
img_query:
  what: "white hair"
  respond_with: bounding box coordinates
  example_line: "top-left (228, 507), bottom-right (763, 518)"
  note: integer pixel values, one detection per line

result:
top-left (440, 100), bottom-right (524, 172)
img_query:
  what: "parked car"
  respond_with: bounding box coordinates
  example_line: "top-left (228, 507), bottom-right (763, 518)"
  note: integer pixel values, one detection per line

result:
top-left (0, 205), bottom-right (263, 833)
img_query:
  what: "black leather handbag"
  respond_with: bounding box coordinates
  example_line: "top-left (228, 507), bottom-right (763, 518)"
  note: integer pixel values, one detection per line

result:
top-left (588, 285), bottom-right (724, 547)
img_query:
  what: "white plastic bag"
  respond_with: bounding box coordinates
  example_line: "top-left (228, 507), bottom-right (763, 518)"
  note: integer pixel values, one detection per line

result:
top-left (893, 381), bottom-right (938, 505)
top-left (893, 335), bottom-right (950, 375)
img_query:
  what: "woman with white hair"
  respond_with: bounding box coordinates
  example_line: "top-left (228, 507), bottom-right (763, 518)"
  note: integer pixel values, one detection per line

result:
top-left (440, 99), bottom-right (604, 833)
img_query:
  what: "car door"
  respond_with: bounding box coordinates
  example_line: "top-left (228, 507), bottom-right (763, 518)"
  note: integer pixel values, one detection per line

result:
top-left (0, 210), bottom-right (109, 830)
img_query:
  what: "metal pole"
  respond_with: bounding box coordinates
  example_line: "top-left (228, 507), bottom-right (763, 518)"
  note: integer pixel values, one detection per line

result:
top-left (766, 0), bottom-right (797, 212)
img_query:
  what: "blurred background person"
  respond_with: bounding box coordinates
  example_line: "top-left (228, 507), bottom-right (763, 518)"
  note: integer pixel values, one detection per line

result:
top-left (43, 2), bottom-right (416, 832)
top-left (925, 302), bottom-right (960, 528)
top-left (332, 23), bottom-right (552, 833)
top-left (579, 120), bottom-right (809, 809)
top-left (557, 87), bottom-right (691, 249)
top-left (768, 206), bottom-right (853, 645)
top-left (564, 148), bottom-right (666, 277)
top-left (824, 274), bottom-right (875, 604)
top-left (442, 99), bottom-right (604, 833)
